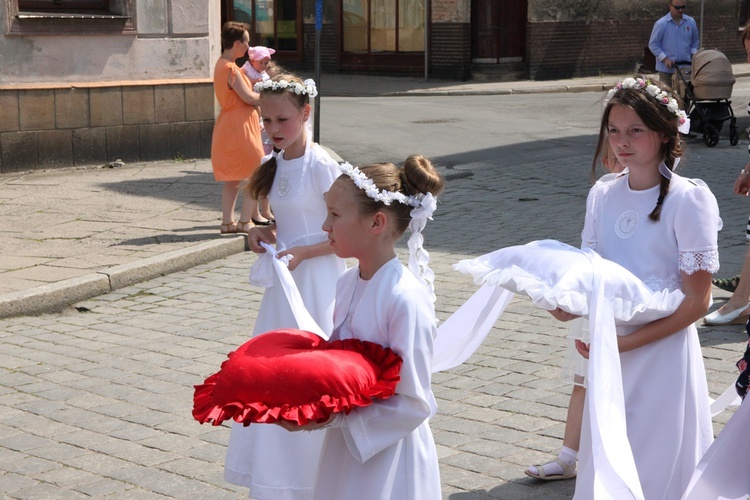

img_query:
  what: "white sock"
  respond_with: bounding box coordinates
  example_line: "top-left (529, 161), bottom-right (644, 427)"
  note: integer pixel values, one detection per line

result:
top-left (559, 446), bottom-right (577, 466)
top-left (528, 446), bottom-right (577, 476)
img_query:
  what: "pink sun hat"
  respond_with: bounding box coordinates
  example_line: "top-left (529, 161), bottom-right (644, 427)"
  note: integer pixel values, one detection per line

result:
top-left (248, 46), bottom-right (275, 61)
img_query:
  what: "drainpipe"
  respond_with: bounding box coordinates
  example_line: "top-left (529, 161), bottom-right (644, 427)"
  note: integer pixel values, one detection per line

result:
top-left (424, 0), bottom-right (429, 81)
top-left (314, 0), bottom-right (322, 143)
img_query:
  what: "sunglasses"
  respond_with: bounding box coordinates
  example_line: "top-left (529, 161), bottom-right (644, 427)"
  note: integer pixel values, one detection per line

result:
top-left (671, 4), bottom-right (687, 9)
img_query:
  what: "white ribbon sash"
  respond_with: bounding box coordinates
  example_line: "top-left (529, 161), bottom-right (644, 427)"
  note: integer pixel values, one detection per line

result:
top-left (248, 242), bottom-right (327, 339)
top-left (709, 383), bottom-right (742, 417)
top-left (431, 284), bottom-right (514, 372)
top-left (587, 252), bottom-right (643, 500)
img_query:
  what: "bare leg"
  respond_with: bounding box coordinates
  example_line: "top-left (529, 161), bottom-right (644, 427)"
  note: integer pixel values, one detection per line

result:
top-left (716, 242), bottom-right (750, 313)
top-left (562, 384), bottom-right (585, 451)
top-left (221, 181), bottom-right (241, 225)
top-left (526, 385), bottom-right (583, 479)
top-left (239, 193), bottom-right (260, 229)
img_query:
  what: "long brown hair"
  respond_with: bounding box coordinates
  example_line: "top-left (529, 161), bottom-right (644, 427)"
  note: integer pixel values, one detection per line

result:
top-left (591, 78), bottom-right (683, 222)
top-left (247, 73), bottom-right (310, 200)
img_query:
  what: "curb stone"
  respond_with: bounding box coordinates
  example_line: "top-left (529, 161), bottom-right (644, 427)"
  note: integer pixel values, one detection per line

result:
top-left (0, 236), bottom-right (246, 319)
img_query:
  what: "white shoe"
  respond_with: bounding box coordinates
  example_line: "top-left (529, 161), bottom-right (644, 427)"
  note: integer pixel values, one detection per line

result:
top-left (703, 305), bottom-right (750, 325)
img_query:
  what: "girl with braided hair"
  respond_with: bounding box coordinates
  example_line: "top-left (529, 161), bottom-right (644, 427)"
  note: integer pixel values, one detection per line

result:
top-left (223, 73), bottom-right (347, 500)
top-left (549, 77), bottom-right (722, 498)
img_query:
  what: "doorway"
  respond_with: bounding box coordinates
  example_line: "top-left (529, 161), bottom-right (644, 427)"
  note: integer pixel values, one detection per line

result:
top-left (471, 0), bottom-right (526, 63)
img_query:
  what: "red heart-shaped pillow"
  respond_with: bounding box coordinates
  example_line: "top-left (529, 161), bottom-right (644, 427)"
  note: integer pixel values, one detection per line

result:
top-left (193, 329), bottom-right (402, 426)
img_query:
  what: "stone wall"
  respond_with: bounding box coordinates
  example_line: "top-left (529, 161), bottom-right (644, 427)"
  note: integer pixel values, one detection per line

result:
top-left (0, 81), bottom-right (214, 173)
top-left (0, 0), bottom-right (219, 172)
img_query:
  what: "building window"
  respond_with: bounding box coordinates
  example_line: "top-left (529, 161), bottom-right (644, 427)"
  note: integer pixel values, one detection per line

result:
top-left (18, 0), bottom-right (111, 12)
top-left (343, 0), bottom-right (424, 53)
top-left (231, 0), bottom-right (301, 54)
top-left (8, 0), bottom-right (134, 35)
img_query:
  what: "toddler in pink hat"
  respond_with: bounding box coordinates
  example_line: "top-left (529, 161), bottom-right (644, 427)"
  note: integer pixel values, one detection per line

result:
top-left (241, 46), bottom-right (275, 84)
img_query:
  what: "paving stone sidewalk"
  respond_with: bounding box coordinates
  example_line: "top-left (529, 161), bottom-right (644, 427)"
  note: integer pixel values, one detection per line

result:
top-left (1, 155), bottom-right (746, 498)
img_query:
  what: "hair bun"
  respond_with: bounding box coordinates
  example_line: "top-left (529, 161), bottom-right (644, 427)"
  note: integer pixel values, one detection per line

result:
top-left (401, 155), bottom-right (445, 198)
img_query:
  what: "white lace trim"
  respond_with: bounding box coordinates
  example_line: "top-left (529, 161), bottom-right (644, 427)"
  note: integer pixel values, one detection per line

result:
top-left (679, 249), bottom-right (720, 275)
top-left (581, 244), bottom-right (717, 289)
top-left (643, 274), bottom-right (682, 293)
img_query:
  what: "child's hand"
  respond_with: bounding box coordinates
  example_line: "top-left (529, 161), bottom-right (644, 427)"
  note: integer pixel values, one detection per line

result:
top-left (247, 226), bottom-right (276, 253)
top-left (575, 339), bottom-right (591, 359)
top-left (275, 414), bottom-right (334, 432)
top-left (548, 307), bottom-right (580, 322)
top-left (278, 246), bottom-right (308, 271)
top-left (246, 227), bottom-right (267, 252)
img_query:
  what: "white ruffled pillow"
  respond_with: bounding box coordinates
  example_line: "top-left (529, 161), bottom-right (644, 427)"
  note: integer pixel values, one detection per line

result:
top-left (454, 239), bottom-right (685, 325)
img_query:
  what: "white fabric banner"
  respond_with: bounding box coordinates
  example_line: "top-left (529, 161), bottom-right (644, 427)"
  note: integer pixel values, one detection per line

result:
top-left (248, 242), bottom-right (327, 339)
top-left (431, 284), bottom-right (514, 372)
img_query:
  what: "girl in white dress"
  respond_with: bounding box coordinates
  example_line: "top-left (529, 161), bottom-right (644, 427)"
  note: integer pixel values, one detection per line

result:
top-left (551, 77), bottom-right (720, 498)
top-left (280, 155), bottom-right (445, 499)
top-left (526, 144), bottom-right (624, 482)
top-left (223, 74), bottom-right (347, 500)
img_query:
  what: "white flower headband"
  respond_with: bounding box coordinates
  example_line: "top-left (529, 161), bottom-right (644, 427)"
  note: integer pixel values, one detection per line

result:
top-left (254, 78), bottom-right (318, 98)
top-left (603, 77), bottom-right (690, 134)
top-left (337, 161), bottom-right (438, 303)
top-left (338, 162), bottom-right (421, 207)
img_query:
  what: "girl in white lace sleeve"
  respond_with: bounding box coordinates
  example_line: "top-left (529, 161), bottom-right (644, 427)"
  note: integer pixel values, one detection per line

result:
top-left (558, 78), bottom-right (721, 499)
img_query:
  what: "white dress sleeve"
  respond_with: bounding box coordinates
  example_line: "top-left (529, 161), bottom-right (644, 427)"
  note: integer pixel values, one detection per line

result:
top-left (674, 181), bottom-right (721, 275)
top-left (339, 285), bottom-right (435, 464)
top-left (310, 145), bottom-right (341, 195)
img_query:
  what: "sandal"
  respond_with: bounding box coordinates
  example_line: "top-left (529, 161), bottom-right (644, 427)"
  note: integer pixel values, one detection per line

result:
top-left (220, 221), bottom-right (238, 234)
top-left (524, 458), bottom-right (577, 481)
top-left (237, 220), bottom-right (253, 234)
top-left (713, 275), bottom-right (741, 293)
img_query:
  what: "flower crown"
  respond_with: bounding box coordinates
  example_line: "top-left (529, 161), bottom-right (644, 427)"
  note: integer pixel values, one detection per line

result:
top-left (603, 77), bottom-right (690, 134)
top-left (254, 78), bottom-right (318, 98)
top-left (338, 162), bottom-right (422, 207)
top-left (338, 161), bottom-right (438, 303)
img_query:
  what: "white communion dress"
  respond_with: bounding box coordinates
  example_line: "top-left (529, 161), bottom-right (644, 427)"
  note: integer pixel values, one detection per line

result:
top-left (224, 143), bottom-right (347, 500)
top-left (574, 171), bottom-right (720, 499)
top-left (312, 258), bottom-right (442, 500)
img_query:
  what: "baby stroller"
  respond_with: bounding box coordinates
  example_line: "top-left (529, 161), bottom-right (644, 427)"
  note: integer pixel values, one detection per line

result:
top-left (672, 49), bottom-right (738, 147)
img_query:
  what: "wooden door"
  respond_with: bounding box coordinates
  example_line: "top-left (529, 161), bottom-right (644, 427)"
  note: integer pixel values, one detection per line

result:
top-left (472, 0), bottom-right (526, 62)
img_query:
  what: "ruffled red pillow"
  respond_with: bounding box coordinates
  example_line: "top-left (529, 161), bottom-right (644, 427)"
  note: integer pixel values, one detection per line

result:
top-left (193, 328), bottom-right (402, 426)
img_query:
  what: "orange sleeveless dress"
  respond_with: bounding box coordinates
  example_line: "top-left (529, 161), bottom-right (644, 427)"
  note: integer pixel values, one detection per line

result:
top-left (211, 59), bottom-right (264, 182)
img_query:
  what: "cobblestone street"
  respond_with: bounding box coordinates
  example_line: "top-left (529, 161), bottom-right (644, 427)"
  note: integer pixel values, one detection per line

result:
top-left (2, 137), bottom-right (747, 497)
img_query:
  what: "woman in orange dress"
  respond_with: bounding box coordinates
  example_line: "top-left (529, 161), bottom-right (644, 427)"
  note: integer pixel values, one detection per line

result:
top-left (212, 22), bottom-right (266, 234)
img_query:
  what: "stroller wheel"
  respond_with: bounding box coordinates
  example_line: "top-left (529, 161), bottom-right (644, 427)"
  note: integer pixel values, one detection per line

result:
top-left (730, 124), bottom-right (740, 146)
top-left (703, 125), bottom-right (720, 147)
